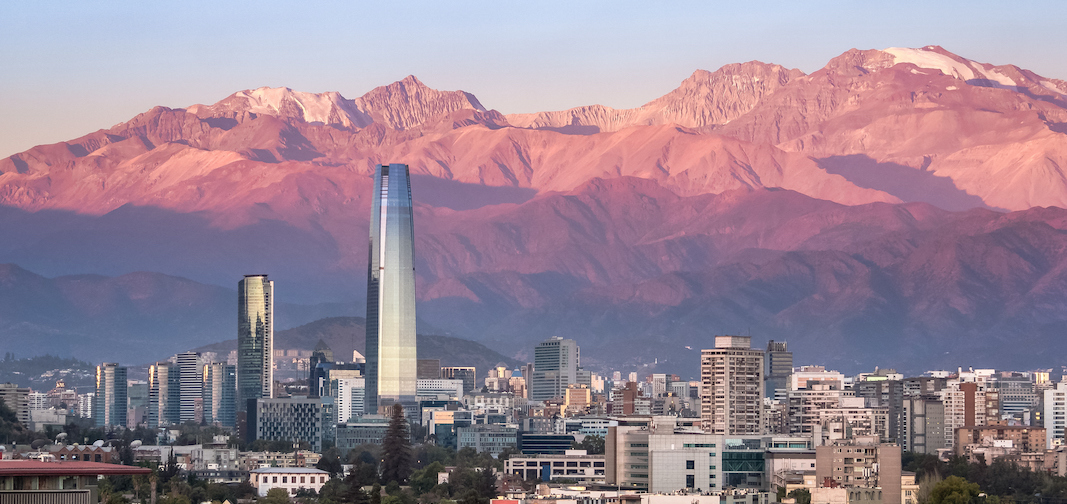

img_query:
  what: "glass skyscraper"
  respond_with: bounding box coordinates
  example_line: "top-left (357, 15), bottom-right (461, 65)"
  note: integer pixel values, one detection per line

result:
top-left (238, 274), bottom-right (273, 412)
top-left (94, 363), bottom-right (127, 427)
top-left (148, 361), bottom-right (180, 428)
top-left (365, 163), bottom-right (418, 414)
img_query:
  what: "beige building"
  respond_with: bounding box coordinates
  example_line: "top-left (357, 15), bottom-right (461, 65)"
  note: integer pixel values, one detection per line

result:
top-left (249, 467), bottom-right (328, 497)
top-left (701, 336), bottom-right (764, 435)
top-left (815, 438), bottom-right (901, 504)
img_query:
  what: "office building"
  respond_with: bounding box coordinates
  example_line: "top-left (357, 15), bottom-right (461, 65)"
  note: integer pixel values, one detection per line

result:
top-left (417, 359), bottom-right (441, 379)
top-left (93, 363), bottom-right (127, 427)
top-left (335, 377), bottom-right (365, 423)
top-left (530, 337), bottom-right (589, 402)
top-left (457, 425), bottom-right (518, 456)
top-left (238, 274), bottom-right (274, 412)
top-left (505, 450), bottom-right (606, 484)
top-left (177, 352), bottom-right (203, 423)
top-left (441, 367), bottom-right (477, 395)
top-left (149, 362), bottom-right (181, 429)
top-left (765, 340), bottom-right (792, 400)
top-left (307, 342), bottom-right (334, 399)
top-left (701, 336), bottom-right (764, 435)
top-left (416, 379), bottom-right (465, 400)
top-left (365, 163), bottom-right (418, 415)
top-left (336, 416), bottom-right (390, 451)
top-left (127, 382), bottom-right (149, 428)
top-left (249, 397), bottom-right (323, 452)
top-left (203, 362), bottom-right (237, 428)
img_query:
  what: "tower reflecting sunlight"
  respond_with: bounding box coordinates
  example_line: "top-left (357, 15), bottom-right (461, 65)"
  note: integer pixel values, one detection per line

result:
top-left (365, 163), bottom-right (417, 414)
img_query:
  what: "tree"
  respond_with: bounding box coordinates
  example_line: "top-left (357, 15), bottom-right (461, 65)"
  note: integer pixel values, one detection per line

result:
top-left (930, 476), bottom-right (981, 504)
top-left (317, 447), bottom-right (344, 479)
top-left (571, 435), bottom-right (605, 455)
top-left (262, 488), bottom-right (291, 504)
top-left (788, 489), bottom-right (811, 504)
top-left (380, 404), bottom-right (413, 485)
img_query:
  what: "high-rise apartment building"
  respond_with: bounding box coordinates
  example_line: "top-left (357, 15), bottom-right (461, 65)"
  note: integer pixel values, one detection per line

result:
top-left (365, 163), bottom-right (418, 415)
top-left (700, 336), bottom-right (764, 434)
top-left (177, 352), bottom-right (203, 423)
top-left (203, 362), bottom-right (236, 428)
top-left (149, 362), bottom-right (181, 428)
top-left (238, 274), bottom-right (274, 412)
top-left (764, 340), bottom-right (792, 401)
top-left (0, 384), bottom-right (30, 426)
top-left (1045, 382), bottom-right (1067, 449)
top-left (94, 363), bottom-right (127, 427)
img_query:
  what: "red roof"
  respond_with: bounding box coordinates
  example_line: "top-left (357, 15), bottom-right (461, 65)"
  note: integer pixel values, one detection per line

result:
top-left (0, 460), bottom-right (151, 477)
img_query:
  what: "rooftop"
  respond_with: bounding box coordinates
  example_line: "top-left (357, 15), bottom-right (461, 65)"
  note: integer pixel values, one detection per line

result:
top-left (0, 460), bottom-right (151, 477)
top-left (249, 467), bottom-right (329, 474)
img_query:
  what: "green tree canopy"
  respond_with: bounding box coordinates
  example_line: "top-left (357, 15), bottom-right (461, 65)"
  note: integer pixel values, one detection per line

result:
top-left (930, 476), bottom-right (981, 504)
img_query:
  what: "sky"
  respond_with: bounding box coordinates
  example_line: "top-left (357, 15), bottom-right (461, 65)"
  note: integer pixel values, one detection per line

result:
top-left (1, 0), bottom-right (1065, 159)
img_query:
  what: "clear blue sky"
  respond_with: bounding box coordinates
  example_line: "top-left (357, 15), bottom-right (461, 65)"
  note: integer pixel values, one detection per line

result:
top-left (1, 0), bottom-right (1064, 158)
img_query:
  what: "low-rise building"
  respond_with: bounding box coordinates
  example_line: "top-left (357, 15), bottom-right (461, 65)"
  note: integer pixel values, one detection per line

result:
top-left (336, 416), bottom-right (390, 451)
top-left (0, 460), bottom-right (150, 504)
top-left (249, 467), bottom-right (329, 497)
top-left (458, 424), bottom-right (518, 456)
top-left (505, 449), bottom-right (605, 484)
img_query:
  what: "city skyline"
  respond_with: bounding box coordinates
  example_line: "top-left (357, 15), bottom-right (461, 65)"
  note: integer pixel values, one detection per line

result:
top-left (237, 274), bottom-right (274, 413)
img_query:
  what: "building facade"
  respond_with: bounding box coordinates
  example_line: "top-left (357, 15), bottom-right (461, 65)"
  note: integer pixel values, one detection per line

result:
top-left (249, 397), bottom-right (323, 452)
top-left (149, 362), bottom-right (181, 429)
top-left (203, 362), bottom-right (236, 428)
top-left (177, 352), bottom-right (203, 423)
top-left (701, 336), bottom-right (764, 435)
top-left (238, 274), bottom-right (274, 412)
top-left (365, 163), bottom-right (418, 415)
top-left (93, 363), bottom-right (127, 428)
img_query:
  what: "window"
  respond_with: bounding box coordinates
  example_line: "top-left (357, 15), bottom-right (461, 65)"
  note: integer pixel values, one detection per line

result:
top-left (687, 475), bottom-right (695, 488)
top-left (282, 476), bottom-right (287, 483)
top-left (320, 476), bottom-right (325, 483)
top-left (686, 460), bottom-right (695, 470)
top-left (273, 476), bottom-right (278, 483)
top-left (301, 477), bottom-right (305, 483)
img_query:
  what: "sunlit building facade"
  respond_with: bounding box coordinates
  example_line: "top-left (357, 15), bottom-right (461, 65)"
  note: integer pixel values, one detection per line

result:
top-left (94, 363), bottom-right (127, 427)
top-left (148, 362), bottom-right (180, 428)
top-left (238, 274), bottom-right (274, 412)
top-left (365, 163), bottom-right (418, 415)
top-left (203, 362), bottom-right (237, 428)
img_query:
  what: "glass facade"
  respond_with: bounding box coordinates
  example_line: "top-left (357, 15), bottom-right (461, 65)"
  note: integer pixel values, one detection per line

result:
top-left (203, 362), bottom-right (237, 428)
top-left (94, 363), bottom-right (127, 427)
top-left (149, 362), bottom-right (181, 428)
top-left (238, 275), bottom-right (274, 412)
top-left (365, 163), bottom-right (417, 414)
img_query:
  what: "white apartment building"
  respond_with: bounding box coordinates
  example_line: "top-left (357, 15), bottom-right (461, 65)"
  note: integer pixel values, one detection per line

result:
top-left (334, 377), bottom-right (365, 423)
top-left (1045, 383), bottom-right (1067, 449)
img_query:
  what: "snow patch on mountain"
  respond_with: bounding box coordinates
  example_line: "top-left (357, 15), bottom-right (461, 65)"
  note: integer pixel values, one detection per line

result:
top-left (884, 46), bottom-right (1018, 88)
top-left (235, 87), bottom-right (371, 126)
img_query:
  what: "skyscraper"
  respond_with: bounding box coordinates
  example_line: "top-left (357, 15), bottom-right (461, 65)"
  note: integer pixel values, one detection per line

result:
top-left (238, 274), bottom-right (274, 412)
top-left (765, 340), bottom-right (792, 400)
top-left (177, 351), bottom-right (203, 423)
top-left (203, 362), bottom-right (237, 428)
top-left (148, 362), bottom-right (180, 428)
top-left (94, 363), bottom-right (127, 427)
top-left (700, 336), bottom-right (764, 434)
top-left (530, 336), bottom-right (589, 402)
top-left (365, 163), bottom-right (418, 415)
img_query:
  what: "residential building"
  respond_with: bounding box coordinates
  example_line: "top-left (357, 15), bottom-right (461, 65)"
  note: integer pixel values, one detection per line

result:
top-left (1046, 382), bottom-right (1067, 448)
top-left (93, 363), bottom-right (127, 427)
top-left (365, 163), bottom-right (418, 415)
top-left (901, 396), bottom-right (946, 454)
top-left (941, 381), bottom-right (999, 449)
top-left (815, 439), bottom-right (901, 504)
top-left (701, 336), bottom-right (764, 435)
top-left (0, 384), bottom-right (30, 426)
top-left (955, 425), bottom-right (1045, 456)
top-left (238, 274), bottom-right (274, 412)
top-left (335, 377), bottom-right (365, 423)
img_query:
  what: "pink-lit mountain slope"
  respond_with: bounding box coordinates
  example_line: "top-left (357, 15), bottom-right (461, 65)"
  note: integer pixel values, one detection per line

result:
top-left (1, 46), bottom-right (1067, 371)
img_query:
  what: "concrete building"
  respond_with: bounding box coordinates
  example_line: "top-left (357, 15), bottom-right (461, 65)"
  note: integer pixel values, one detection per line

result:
top-left (93, 363), bottom-right (127, 428)
top-left (941, 381), bottom-right (999, 449)
top-left (249, 397), bottom-right (323, 452)
top-left (249, 467), bottom-right (328, 497)
top-left (955, 425), bottom-right (1045, 456)
top-left (1045, 382), bottom-right (1067, 448)
top-left (457, 424), bottom-right (518, 455)
top-left (0, 384), bottom-right (30, 426)
top-left (505, 449), bottom-right (605, 484)
top-left (901, 396), bottom-right (946, 454)
top-left (531, 337), bottom-right (591, 402)
top-left (335, 377), bottom-right (365, 423)
top-left (238, 274), bottom-right (274, 412)
top-left (815, 439), bottom-right (901, 504)
top-left (416, 378), bottom-right (465, 400)
top-left (701, 336), bottom-right (764, 435)
top-left (441, 367), bottom-right (477, 396)
top-left (417, 359), bottom-right (441, 379)
top-left (336, 416), bottom-right (390, 451)
top-left (0, 460), bottom-right (150, 504)
top-left (365, 163), bottom-right (418, 415)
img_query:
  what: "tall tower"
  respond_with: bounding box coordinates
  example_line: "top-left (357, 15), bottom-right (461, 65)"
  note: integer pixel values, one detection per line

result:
top-left (238, 274), bottom-right (274, 412)
top-left (203, 362), bottom-right (237, 428)
top-left (365, 163), bottom-right (418, 415)
top-left (94, 363), bottom-right (127, 427)
top-left (765, 340), bottom-right (792, 400)
top-left (148, 362), bottom-right (180, 428)
top-left (530, 336), bottom-right (580, 401)
top-left (177, 352), bottom-right (203, 423)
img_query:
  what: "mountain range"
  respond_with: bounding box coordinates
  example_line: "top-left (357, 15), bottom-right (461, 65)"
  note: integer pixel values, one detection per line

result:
top-left (2, 45), bottom-right (1066, 375)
